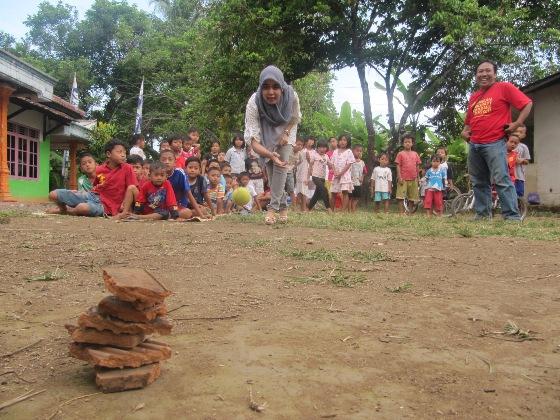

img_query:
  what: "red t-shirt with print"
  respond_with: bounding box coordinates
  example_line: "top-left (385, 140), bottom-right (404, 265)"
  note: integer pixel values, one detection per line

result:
top-left (93, 162), bottom-right (137, 216)
top-left (395, 150), bottom-right (421, 180)
top-left (175, 154), bottom-right (186, 169)
top-left (136, 180), bottom-right (178, 214)
top-left (465, 82), bottom-right (532, 144)
top-left (507, 149), bottom-right (517, 182)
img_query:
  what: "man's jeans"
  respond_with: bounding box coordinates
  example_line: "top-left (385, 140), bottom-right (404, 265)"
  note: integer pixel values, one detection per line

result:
top-left (468, 139), bottom-right (520, 220)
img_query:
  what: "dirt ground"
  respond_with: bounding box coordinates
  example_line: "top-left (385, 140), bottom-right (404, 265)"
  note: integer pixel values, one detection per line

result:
top-left (0, 211), bottom-right (559, 419)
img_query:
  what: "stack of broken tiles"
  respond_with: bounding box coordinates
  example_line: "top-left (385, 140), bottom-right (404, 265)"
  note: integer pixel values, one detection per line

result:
top-left (66, 267), bottom-right (173, 393)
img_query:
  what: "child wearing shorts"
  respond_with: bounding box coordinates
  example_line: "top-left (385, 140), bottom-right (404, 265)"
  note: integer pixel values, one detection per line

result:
top-left (395, 133), bottom-right (421, 214)
top-left (370, 153), bottom-right (392, 213)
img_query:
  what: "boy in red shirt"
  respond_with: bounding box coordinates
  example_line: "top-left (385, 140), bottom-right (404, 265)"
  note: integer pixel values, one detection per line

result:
top-left (132, 161), bottom-right (179, 220)
top-left (48, 140), bottom-right (136, 217)
top-left (169, 134), bottom-right (187, 169)
top-left (395, 133), bottom-right (421, 214)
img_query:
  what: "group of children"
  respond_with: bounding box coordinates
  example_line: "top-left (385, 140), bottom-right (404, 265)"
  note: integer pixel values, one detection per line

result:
top-left (48, 125), bottom-right (530, 220)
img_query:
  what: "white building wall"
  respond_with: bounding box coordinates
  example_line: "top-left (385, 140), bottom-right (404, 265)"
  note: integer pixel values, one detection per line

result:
top-left (532, 85), bottom-right (560, 206)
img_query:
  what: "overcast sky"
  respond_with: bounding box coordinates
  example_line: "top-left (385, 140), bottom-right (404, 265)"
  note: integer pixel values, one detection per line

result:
top-left (0, 0), bottom-right (399, 118)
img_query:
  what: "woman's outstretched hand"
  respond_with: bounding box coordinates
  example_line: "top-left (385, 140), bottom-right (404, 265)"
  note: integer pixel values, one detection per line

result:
top-left (271, 152), bottom-right (287, 167)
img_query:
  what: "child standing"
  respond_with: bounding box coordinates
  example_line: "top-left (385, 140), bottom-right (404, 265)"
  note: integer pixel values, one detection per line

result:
top-left (188, 127), bottom-right (201, 158)
top-left (370, 153), bottom-right (392, 213)
top-left (511, 133), bottom-right (530, 197)
top-left (307, 140), bottom-right (330, 211)
top-left (349, 144), bottom-right (366, 212)
top-left (293, 137), bottom-right (309, 211)
top-left (48, 140), bottom-right (137, 217)
top-left (77, 153), bottom-right (97, 192)
top-left (423, 155), bottom-right (447, 217)
top-left (169, 134), bottom-right (187, 169)
top-left (395, 133), bottom-right (421, 214)
top-left (328, 135), bottom-right (355, 212)
top-left (206, 166), bottom-right (225, 215)
top-left (129, 133), bottom-right (146, 160)
top-left (225, 134), bottom-right (247, 176)
top-left (506, 135), bottom-right (519, 183)
top-left (202, 140), bottom-right (221, 175)
top-left (133, 161), bottom-right (179, 220)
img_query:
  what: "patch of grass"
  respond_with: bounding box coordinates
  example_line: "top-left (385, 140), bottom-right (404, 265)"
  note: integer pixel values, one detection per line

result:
top-left (280, 248), bottom-right (341, 262)
top-left (226, 211), bottom-right (560, 241)
top-left (26, 267), bottom-right (65, 282)
top-left (349, 250), bottom-right (390, 262)
top-left (329, 271), bottom-right (366, 287)
top-left (386, 282), bottom-right (413, 293)
top-left (455, 225), bottom-right (473, 238)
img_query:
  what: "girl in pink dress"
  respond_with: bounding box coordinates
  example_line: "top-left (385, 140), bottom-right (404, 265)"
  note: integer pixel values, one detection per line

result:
top-left (328, 135), bottom-right (355, 212)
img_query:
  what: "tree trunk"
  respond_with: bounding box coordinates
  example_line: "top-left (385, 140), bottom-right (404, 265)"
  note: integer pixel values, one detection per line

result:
top-left (355, 62), bottom-right (376, 206)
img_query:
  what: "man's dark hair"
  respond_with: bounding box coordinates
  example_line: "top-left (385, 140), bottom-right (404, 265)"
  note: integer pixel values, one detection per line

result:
top-left (78, 152), bottom-right (95, 162)
top-left (186, 156), bottom-right (201, 166)
top-left (127, 154), bottom-right (144, 165)
top-left (131, 133), bottom-right (144, 146)
top-left (104, 139), bottom-right (127, 154)
top-left (149, 161), bottom-right (166, 173)
top-left (476, 60), bottom-right (498, 73)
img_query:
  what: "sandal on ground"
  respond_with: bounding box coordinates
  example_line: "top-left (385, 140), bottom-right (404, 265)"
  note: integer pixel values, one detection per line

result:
top-left (278, 209), bottom-right (288, 223)
top-left (265, 210), bottom-right (277, 225)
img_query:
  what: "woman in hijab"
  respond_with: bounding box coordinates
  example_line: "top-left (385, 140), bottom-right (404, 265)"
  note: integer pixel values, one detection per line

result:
top-left (244, 65), bottom-right (301, 225)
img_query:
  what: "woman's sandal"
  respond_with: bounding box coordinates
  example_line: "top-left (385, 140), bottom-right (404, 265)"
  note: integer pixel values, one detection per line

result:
top-left (265, 210), bottom-right (277, 225)
top-left (278, 209), bottom-right (288, 224)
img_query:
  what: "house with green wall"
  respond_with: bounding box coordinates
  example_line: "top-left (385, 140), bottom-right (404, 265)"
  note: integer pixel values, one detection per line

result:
top-left (1, 49), bottom-right (92, 201)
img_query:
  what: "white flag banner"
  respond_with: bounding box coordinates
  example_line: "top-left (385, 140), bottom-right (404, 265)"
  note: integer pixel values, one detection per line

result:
top-left (134, 77), bottom-right (144, 134)
top-left (70, 73), bottom-right (79, 106)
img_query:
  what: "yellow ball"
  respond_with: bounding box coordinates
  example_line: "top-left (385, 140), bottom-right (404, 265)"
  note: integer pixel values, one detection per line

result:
top-left (232, 187), bottom-right (251, 206)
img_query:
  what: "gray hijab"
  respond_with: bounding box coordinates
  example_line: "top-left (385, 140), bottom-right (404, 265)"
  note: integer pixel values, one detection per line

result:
top-left (255, 65), bottom-right (295, 152)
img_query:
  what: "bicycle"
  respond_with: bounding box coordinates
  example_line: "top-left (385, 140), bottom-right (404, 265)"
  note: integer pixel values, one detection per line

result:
top-left (451, 188), bottom-right (528, 220)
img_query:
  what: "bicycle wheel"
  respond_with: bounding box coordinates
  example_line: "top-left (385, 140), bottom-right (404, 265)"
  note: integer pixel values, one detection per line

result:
top-left (443, 186), bottom-right (461, 216)
top-left (403, 197), bottom-right (420, 214)
top-left (451, 192), bottom-right (470, 216)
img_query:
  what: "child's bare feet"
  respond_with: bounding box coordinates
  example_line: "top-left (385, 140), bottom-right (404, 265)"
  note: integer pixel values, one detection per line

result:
top-left (46, 206), bottom-right (65, 215)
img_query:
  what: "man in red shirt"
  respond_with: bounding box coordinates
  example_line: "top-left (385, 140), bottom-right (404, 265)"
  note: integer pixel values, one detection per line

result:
top-left (461, 61), bottom-right (532, 221)
top-left (48, 140), bottom-right (137, 216)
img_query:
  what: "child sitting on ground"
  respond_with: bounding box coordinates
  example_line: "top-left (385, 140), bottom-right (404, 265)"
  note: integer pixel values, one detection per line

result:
top-left (237, 172), bottom-right (259, 214)
top-left (370, 153), bottom-right (392, 213)
top-left (133, 161), bottom-right (179, 220)
top-left (127, 154), bottom-right (146, 186)
top-left (48, 139), bottom-right (137, 217)
top-left (160, 149), bottom-right (204, 219)
top-left (423, 155), bottom-right (447, 217)
top-left (246, 156), bottom-right (266, 196)
top-left (142, 159), bottom-right (152, 181)
top-left (223, 173), bottom-right (235, 213)
top-left (206, 166), bottom-right (225, 215)
top-left (185, 156), bottom-right (213, 217)
top-left (77, 153), bottom-right (97, 192)
top-left (350, 144), bottom-right (366, 212)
